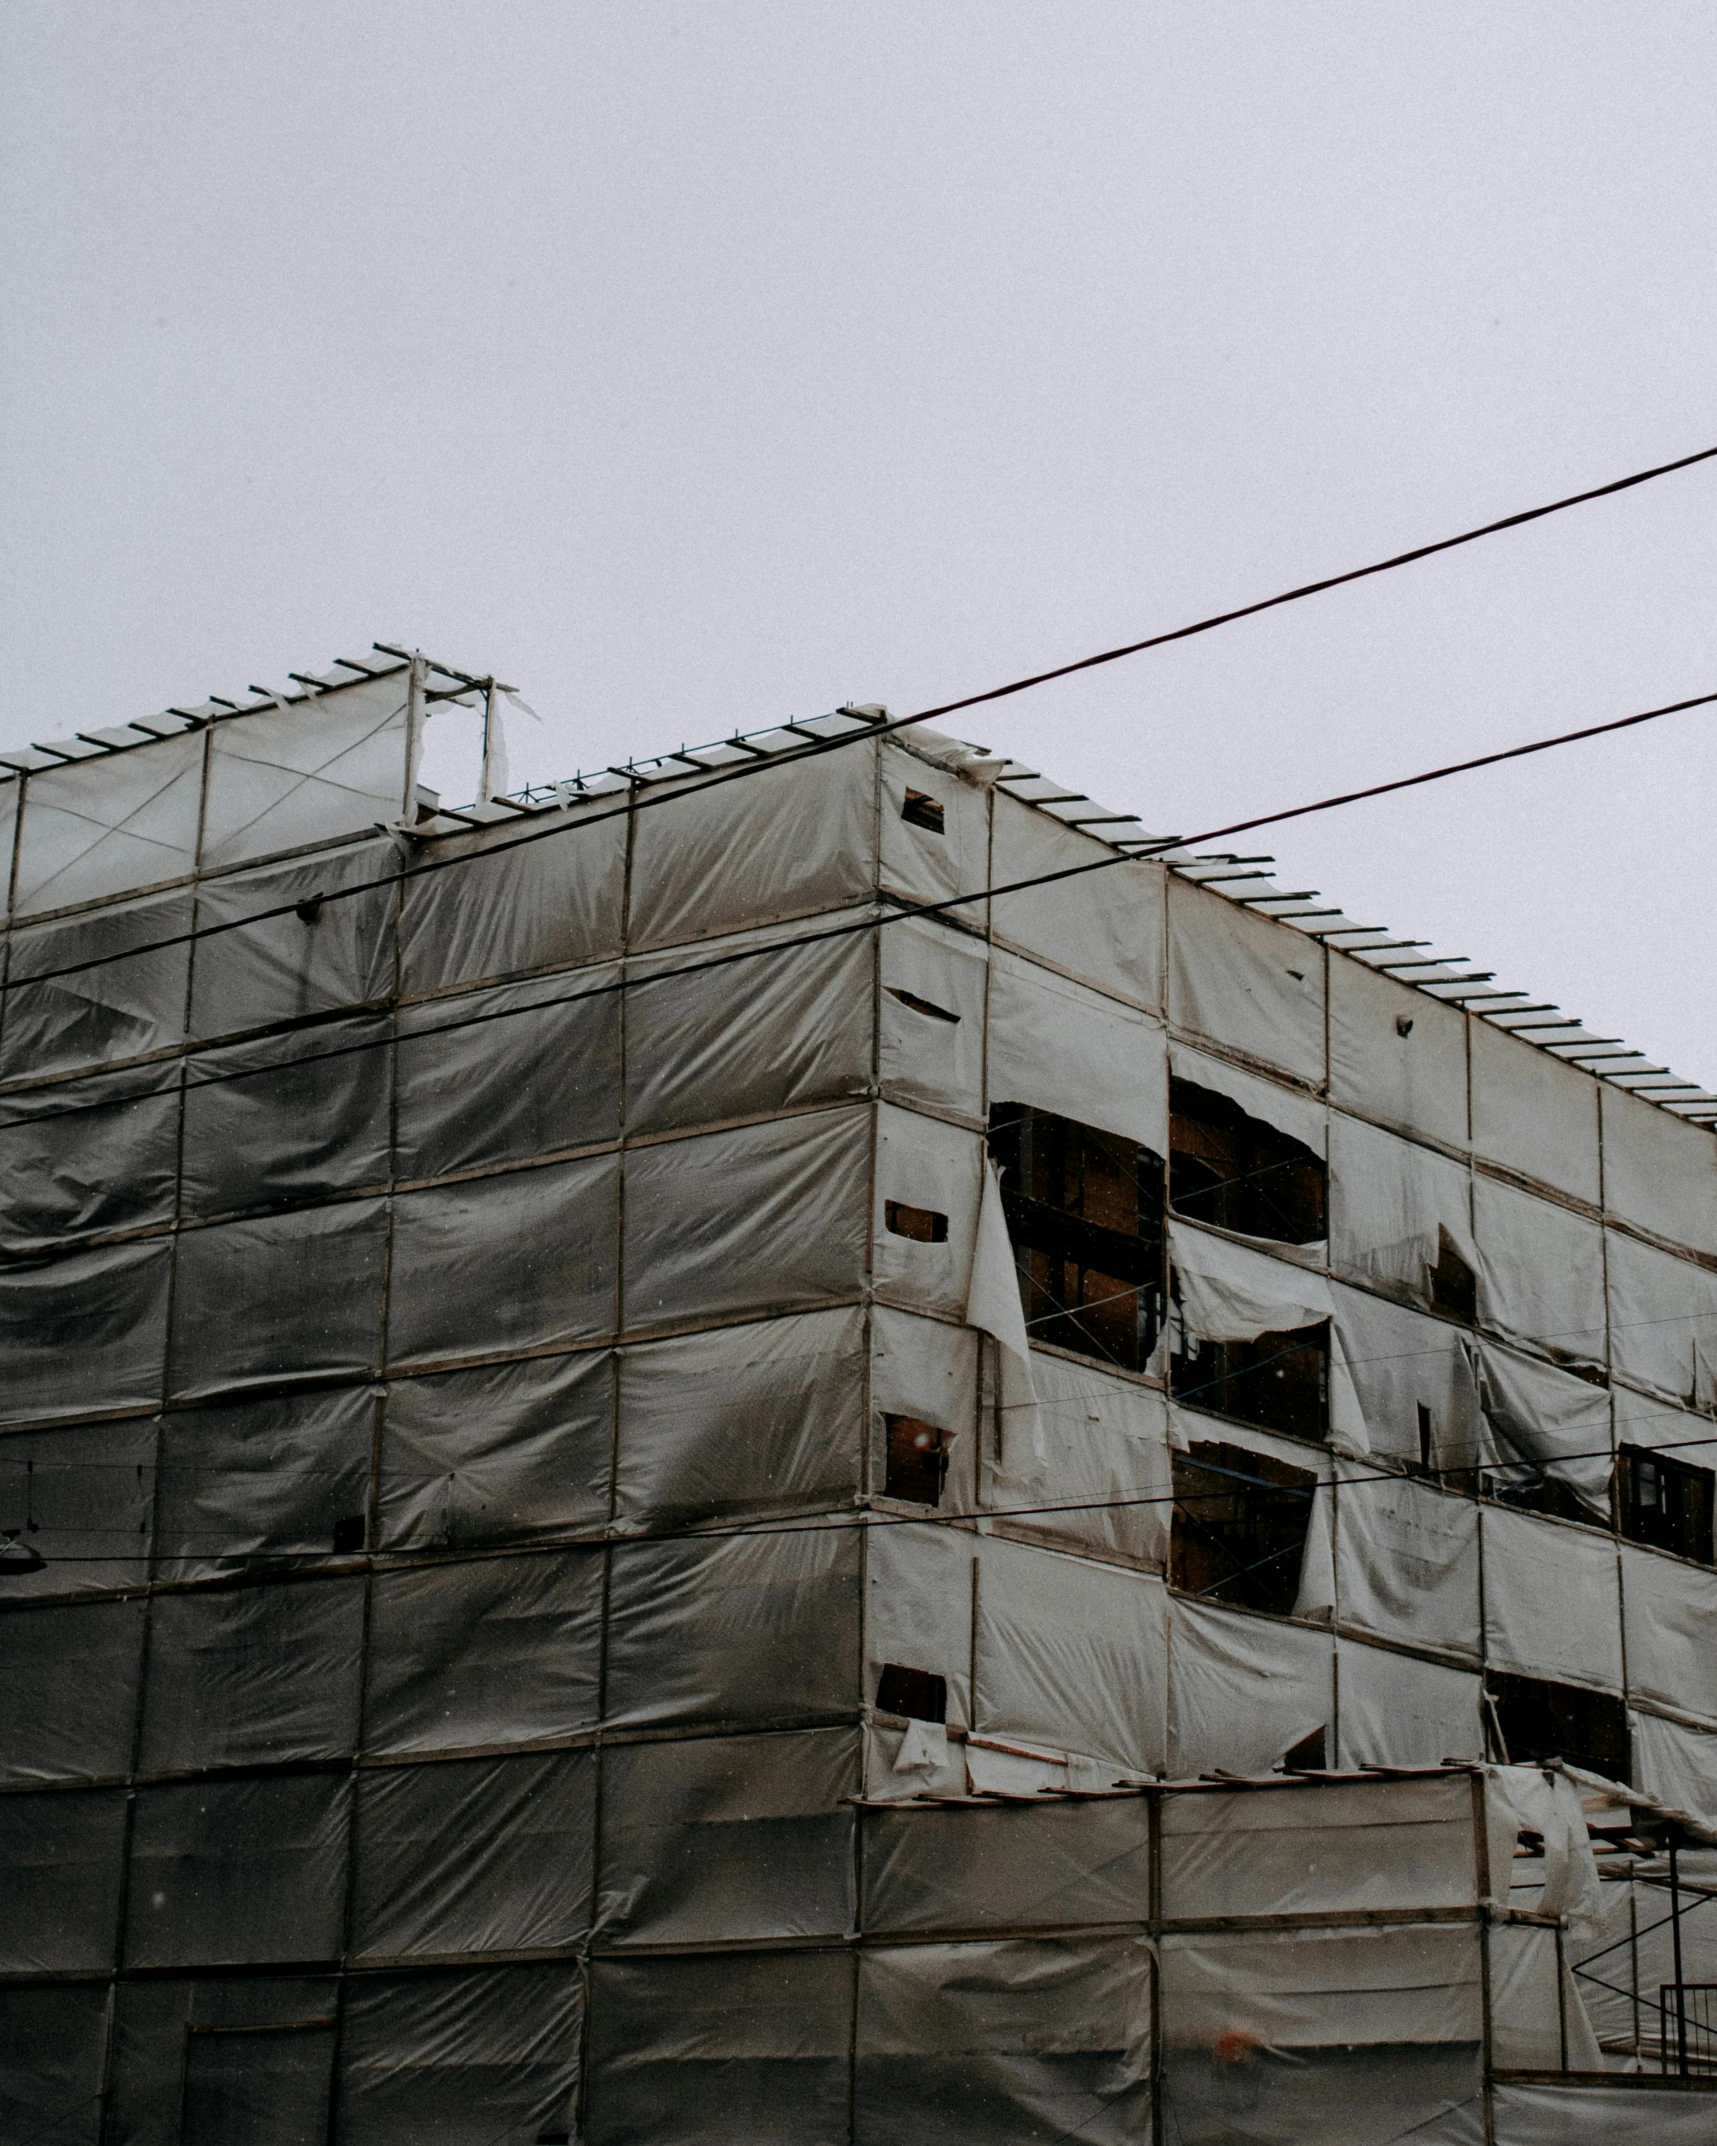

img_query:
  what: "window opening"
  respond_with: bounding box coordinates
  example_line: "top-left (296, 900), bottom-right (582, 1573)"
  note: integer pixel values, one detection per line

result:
top-left (1170, 1306), bottom-right (1330, 1444)
top-left (1283, 1726), bottom-right (1328, 1772)
top-left (885, 1200), bottom-right (948, 1243)
top-left (331, 1515), bottom-right (366, 1555)
top-left (900, 789), bottom-right (946, 834)
top-left (884, 1414), bottom-right (948, 1506)
top-left (1619, 1445), bottom-right (1716, 1564)
top-left (1489, 1467), bottom-right (1595, 1527)
top-left (1169, 1078), bottom-right (1326, 1245)
top-left (1417, 1403), bottom-right (1436, 1474)
top-left (987, 1104), bottom-right (1165, 1372)
top-left (1169, 1439), bottom-right (1319, 1616)
top-left (886, 986), bottom-right (959, 1023)
top-left (1488, 1672), bottom-right (1629, 1779)
top-left (875, 1664), bottom-right (947, 1723)
top-left (1428, 1229), bottom-right (1477, 1323)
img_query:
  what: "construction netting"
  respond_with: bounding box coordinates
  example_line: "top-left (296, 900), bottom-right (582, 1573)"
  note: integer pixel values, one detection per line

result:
top-left (2, 669), bottom-right (1717, 2137)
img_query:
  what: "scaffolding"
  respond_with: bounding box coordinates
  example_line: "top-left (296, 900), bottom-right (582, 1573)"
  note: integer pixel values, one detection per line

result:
top-left (2, 654), bottom-right (1717, 2140)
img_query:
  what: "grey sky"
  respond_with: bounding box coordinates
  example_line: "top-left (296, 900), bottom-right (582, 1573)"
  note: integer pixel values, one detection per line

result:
top-left (5, 4), bottom-right (1717, 1084)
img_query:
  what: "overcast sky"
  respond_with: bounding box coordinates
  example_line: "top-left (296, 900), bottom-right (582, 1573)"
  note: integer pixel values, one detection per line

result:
top-left (5, 4), bottom-right (1717, 1087)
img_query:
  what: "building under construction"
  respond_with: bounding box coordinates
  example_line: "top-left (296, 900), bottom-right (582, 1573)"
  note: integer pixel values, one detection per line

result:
top-left (3, 649), bottom-right (1717, 2143)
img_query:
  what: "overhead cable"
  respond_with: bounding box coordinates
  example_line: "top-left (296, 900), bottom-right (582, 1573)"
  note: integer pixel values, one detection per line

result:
top-left (7, 435), bottom-right (1717, 999)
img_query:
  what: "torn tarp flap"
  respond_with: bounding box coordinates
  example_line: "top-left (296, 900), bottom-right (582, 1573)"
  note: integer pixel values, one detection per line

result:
top-left (1167, 1222), bottom-right (1369, 1455)
top-left (966, 1157), bottom-right (1042, 1464)
top-left (1169, 1040), bottom-right (1326, 1157)
top-left (1481, 1766), bottom-right (1603, 1937)
top-left (1471, 1337), bottom-right (1613, 1514)
top-left (990, 955), bottom-right (1168, 1151)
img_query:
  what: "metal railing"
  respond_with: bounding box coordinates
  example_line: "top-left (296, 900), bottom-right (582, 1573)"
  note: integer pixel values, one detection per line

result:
top-left (1660, 1984), bottom-right (1717, 2076)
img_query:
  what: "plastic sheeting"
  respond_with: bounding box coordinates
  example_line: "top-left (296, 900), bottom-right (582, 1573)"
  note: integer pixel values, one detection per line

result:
top-left (189, 839), bottom-right (398, 1038)
top-left (1168, 873), bottom-right (1326, 1086)
top-left (880, 914), bottom-right (988, 1119)
top-left (1606, 1227), bottom-right (1717, 1409)
top-left (201, 675), bottom-right (411, 870)
top-left (1333, 1283), bottom-right (1483, 1471)
top-left (597, 1727), bottom-right (857, 1944)
top-left (989, 951), bottom-right (1167, 1149)
top-left (1329, 1112), bottom-right (1472, 1307)
top-left (991, 789), bottom-right (1164, 1009)
top-left (12, 727), bottom-right (205, 918)
top-left (973, 1533), bottom-right (1168, 1772)
top-left (1161, 1774), bottom-right (1477, 1920)
top-left (1471, 1019), bottom-right (1602, 1206)
top-left (855, 1937), bottom-right (1154, 2146)
top-left (1621, 1546), bottom-right (1717, 1726)
top-left (0, 1414), bottom-right (158, 1591)
top-left (1168, 1596), bottom-right (1333, 1777)
top-left (878, 735), bottom-right (995, 909)
top-left (1334, 1465), bottom-right (1481, 1657)
top-left (995, 1350), bottom-right (1171, 1568)
top-left (1631, 1706), bottom-right (1717, 1822)
top-left (1472, 1176), bottom-right (1607, 1365)
top-left (1474, 1337), bottom-right (1614, 1514)
top-left (1601, 1080), bottom-right (1717, 1258)
top-left (352, 1750), bottom-right (594, 1959)
top-left (862, 1796), bottom-right (1151, 1931)
top-left (1481, 1506), bottom-right (1623, 1694)
top-left (1337, 1637), bottom-right (1484, 1769)
top-left (0, 1983), bottom-right (109, 2146)
top-left (1492, 2082), bottom-right (1717, 2145)
top-left (1, 886), bottom-right (192, 1081)
top-left (0, 1595), bottom-right (147, 1781)
top-left (1171, 1038), bottom-right (1327, 1157)
top-left (1328, 947), bottom-right (1469, 1148)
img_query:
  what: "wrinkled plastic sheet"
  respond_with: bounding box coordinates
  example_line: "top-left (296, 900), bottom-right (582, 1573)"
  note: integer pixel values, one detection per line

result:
top-left (396, 966), bottom-right (620, 1177)
top-left (627, 748), bottom-right (876, 951)
top-left (990, 952), bottom-right (1168, 1148)
top-left (973, 1533), bottom-right (1167, 1773)
top-left (1168, 1597), bottom-right (1332, 1777)
top-left (1329, 1111), bottom-right (1473, 1307)
top-left (139, 1576), bottom-right (365, 1770)
top-left (1328, 949), bottom-right (1469, 1148)
top-left (200, 675), bottom-right (410, 871)
top-left (1337, 1638), bottom-right (1484, 1769)
top-left (1472, 1175), bottom-right (1606, 1364)
top-left (862, 1797), bottom-right (1151, 1933)
top-left (337, 1963), bottom-right (582, 2146)
top-left (996, 1349), bottom-right (1171, 1569)
top-left (873, 1104), bottom-right (984, 1320)
top-left (1480, 1505), bottom-right (1623, 1693)
top-left (1333, 1282), bottom-right (1483, 1471)
top-left (1474, 1337), bottom-right (1613, 1514)
top-left (992, 790), bottom-right (1164, 1010)
top-left (0, 1233), bottom-right (171, 1439)
top-left (14, 728), bottom-right (205, 919)
top-left (0, 886), bottom-right (192, 1081)
top-left (1168, 873), bottom-right (1325, 1085)
top-left (363, 1548), bottom-right (603, 1755)
top-left (352, 1749), bottom-right (594, 1958)
top-left (855, 1936), bottom-right (1154, 2146)
top-left (584, 1948), bottom-right (852, 2146)
top-left (0, 1056), bottom-right (181, 1251)
top-left (1491, 2081), bottom-right (1717, 2143)
top-left (0, 1983), bottom-right (110, 2146)
top-left (625, 915), bottom-right (872, 1135)
top-left (878, 735), bottom-right (993, 910)
top-left (181, 2022), bottom-right (334, 2146)
top-left (0, 1414), bottom-right (157, 1591)
top-left (1161, 1773), bottom-right (1477, 1922)
top-left (615, 1307), bottom-right (863, 1528)
top-left (379, 1349), bottom-right (611, 1550)
top-left (188, 839), bottom-right (398, 1038)
top-left (124, 1773), bottom-right (350, 1966)
top-left (181, 1015), bottom-right (391, 1214)
top-left (1602, 1080), bottom-right (1717, 1258)
top-left (170, 1198), bottom-right (387, 1398)
top-left (1630, 1707), bottom-right (1717, 1822)
top-left (0, 1595), bottom-right (147, 1781)
top-left (604, 1523), bottom-right (861, 1730)
top-left (867, 1516), bottom-right (976, 1728)
top-left (387, 1154), bottom-right (618, 1366)
top-left (1172, 1037), bottom-right (1326, 1154)
top-left (0, 1784), bottom-right (127, 1969)
top-left (1471, 1016), bottom-right (1602, 1206)
top-left (1621, 1546), bottom-right (1717, 1725)
top-left (1606, 1227), bottom-right (1717, 1408)
top-left (1488, 1920), bottom-right (1569, 2070)
top-left (879, 913), bottom-right (987, 1118)
top-left (1483, 1767), bottom-right (1604, 1936)
top-left (399, 797), bottom-right (626, 994)
top-left (623, 1107), bottom-right (870, 1331)
top-left (1333, 1463), bottom-right (1480, 1656)
top-left (596, 1726), bottom-right (858, 1944)
top-left (1159, 1924), bottom-right (1484, 2146)
top-left (156, 1383), bottom-right (376, 1577)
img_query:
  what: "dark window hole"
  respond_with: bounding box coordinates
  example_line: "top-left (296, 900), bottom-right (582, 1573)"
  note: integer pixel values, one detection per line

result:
top-left (875, 1663), bottom-right (947, 1723)
top-left (885, 1201), bottom-right (948, 1243)
top-left (884, 1414), bottom-right (947, 1506)
top-left (331, 1515), bottom-right (367, 1555)
top-left (887, 986), bottom-right (960, 1024)
top-left (1169, 1078), bottom-right (1326, 1245)
top-left (901, 789), bottom-right (946, 834)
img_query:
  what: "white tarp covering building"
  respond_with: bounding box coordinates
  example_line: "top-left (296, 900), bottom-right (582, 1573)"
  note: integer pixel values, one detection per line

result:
top-left (2, 651), bottom-right (1717, 2140)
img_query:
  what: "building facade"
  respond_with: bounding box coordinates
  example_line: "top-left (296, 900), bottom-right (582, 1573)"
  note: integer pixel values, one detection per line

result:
top-left (2, 654), bottom-right (1716, 2140)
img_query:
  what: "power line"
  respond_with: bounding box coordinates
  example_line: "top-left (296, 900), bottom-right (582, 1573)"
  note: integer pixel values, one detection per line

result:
top-left (6, 678), bottom-right (1716, 1133)
top-left (6, 435), bottom-right (1716, 1000)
